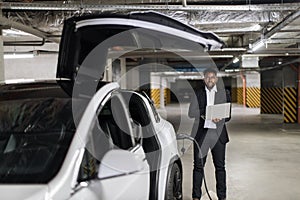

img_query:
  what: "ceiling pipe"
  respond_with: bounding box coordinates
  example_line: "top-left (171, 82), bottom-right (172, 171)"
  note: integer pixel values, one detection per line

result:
top-left (1, 2), bottom-right (300, 11)
top-left (4, 50), bottom-right (58, 55)
top-left (221, 10), bottom-right (300, 72)
top-left (0, 16), bottom-right (59, 44)
top-left (259, 57), bottom-right (300, 71)
top-left (265, 11), bottom-right (300, 39)
top-left (223, 57), bottom-right (300, 74)
top-left (4, 38), bottom-right (45, 46)
top-left (250, 10), bottom-right (300, 52)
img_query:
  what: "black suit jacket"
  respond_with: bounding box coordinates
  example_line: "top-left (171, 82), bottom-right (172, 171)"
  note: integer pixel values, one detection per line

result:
top-left (188, 86), bottom-right (231, 144)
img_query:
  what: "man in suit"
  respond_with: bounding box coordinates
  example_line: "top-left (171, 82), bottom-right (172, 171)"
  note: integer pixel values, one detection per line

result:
top-left (188, 68), bottom-right (231, 200)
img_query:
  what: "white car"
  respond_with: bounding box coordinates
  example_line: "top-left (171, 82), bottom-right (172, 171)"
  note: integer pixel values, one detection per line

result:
top-left (0, 11), bottom-right (223, 200)
top-left (0, 80), bottom-right (181, 200)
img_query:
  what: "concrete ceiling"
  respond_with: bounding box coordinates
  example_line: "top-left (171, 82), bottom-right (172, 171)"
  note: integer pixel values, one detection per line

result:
top-left (1, 0), bottom-right (300, 72)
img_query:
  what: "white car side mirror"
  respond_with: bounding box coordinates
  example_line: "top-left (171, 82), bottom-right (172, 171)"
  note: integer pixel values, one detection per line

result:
top-left (98, 149), bottom-right (144, 180)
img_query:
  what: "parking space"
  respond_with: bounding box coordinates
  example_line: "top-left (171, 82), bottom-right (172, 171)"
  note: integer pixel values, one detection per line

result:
top-left (160, 103), bottom-right (300, 200)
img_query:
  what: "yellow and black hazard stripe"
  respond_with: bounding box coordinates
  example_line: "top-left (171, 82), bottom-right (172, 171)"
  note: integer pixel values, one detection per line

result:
top-left (151, 89), bottom-right (160, 108)
top-left (237, 87), bottom-right (244, 105)
top-left (261, 87), bottom-right (283, 114)
top-left (164, 88), bottom-right (171, 105)
top-left (246, 87), bottom-right (260, 108)
top-left (231, 87), bottom-right (237, 103)
top-left (284, 87), bottom-right (297, 123)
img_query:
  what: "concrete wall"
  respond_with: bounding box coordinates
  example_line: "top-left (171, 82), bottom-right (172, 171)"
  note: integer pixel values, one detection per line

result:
top-left (246, 73), bottom-right (260, 88)
top-left (230, 77), bottom-right (238, 102)
top-left (261, 69), bottom-right (282, 88)
top-left (245, 72), bottom-right (260, 108)
top-left (126, 66), bottom-right (140, 90)
top-left (4, 54), bottom-right (58, 80)
top-left (282, 66), bottom-right (298, 123)
top-left (260, 66), bottom-right (297, 121)
top-left (283, 66), bottom-right (297, 88)
top-left (0, 34), bottom-right (4, 81)
top-left (261, 66), bottom-right (296, 88)
top-left (237, 75), bottom-right (244, 88)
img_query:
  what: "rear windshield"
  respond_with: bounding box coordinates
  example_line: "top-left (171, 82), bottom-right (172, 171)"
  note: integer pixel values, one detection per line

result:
top-left (0, 98), bottom-right (77, 183)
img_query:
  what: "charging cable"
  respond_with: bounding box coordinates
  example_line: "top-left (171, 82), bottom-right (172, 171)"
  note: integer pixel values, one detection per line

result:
top-left (176, 133), bottom-right (213, 200)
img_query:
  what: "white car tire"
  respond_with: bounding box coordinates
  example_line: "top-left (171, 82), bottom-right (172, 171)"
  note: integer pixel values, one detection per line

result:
top-left (165, 163), bottom-right (182, 200)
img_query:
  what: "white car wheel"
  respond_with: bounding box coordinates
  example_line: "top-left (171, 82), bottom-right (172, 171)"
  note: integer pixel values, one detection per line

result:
top-left (165, 163), bottom-right (182, 200)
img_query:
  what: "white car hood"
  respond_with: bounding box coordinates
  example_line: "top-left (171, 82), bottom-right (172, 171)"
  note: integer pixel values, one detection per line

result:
top-left (0, 185), bottom-right (48, 200)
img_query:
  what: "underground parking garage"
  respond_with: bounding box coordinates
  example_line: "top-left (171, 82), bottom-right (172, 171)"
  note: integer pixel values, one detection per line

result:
top-left (0, 1), bottom-right (300, 200)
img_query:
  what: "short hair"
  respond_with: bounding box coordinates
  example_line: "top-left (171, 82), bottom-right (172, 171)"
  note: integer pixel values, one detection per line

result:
top-left (203, 68), bottom-right (217, 76)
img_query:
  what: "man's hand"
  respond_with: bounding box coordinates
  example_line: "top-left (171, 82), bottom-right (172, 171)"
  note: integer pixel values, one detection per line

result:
top-left (212, 118), bottom-right (221, 123)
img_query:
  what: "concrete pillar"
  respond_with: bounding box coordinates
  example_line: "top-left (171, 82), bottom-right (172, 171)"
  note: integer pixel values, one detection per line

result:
top-left (105, 58), bottom-right (112, 82)
top-left (139, 70), bottom-right (150, 92)
top-left (298, 64), bottom-right (300, 124)
top-left (160, 77), bottom-right (165, 109)
top-left (150, 74), bottom-right (161, 108)
top-left (261, 69), bottom-right (283, 114)
top-left (120, 58), bottom-right (126, 89)
top-left (0, 28), bottom-right (4, 81)
top-left (245, 72), bottom-right (261, 108)
top-left (127, 67), bottom-right (139, 90)
top-left (0, 8), bottom-right (4, 81)
top-left (282, 65), bottom-right (297, 123)
top-left (236, 73), bottom-right (246, 106)
top-left (231, 77), bottom-right (238, 103)
top-left (165, 78), bottom-right (172, 105)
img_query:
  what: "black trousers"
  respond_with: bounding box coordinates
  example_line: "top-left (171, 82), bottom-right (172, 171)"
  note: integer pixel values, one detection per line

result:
top-left (192, 129), bottom-right (227, 199)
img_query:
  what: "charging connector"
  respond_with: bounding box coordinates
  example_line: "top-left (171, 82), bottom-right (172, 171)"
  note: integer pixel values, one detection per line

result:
top-left (176, 133), bottom-right (213, 200)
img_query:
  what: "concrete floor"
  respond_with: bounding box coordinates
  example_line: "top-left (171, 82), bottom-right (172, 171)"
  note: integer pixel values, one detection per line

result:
top-left (158, 103), bottom-right (300, 200)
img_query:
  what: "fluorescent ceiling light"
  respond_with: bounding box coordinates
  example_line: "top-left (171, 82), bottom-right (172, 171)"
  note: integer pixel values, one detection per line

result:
top-left (232, 57), bottom-right (239, 63)
top-left (251, 40), bottom-right (265, 52)
top-left (225, 68), bottom-right (241, 72)
top-left (210, 48), bottom-right (246, 52)
top-left (250, 24), bottom-right (262, 31)
top-left (5, 79), bottom-right (35, 84)
top-left (207, 55), bottom-right (234, 58)
top-left (4, 53), bottom-right (34, 59)
top-left (225, 69), bottom-right (234, 72)
top-left (3, 29), bottom-right (33, 36)
top-left (178, 75), bottom-right (202, 80)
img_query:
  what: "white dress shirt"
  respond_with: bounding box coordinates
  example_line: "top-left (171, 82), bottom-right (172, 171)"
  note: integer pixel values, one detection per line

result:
top-left (204, 85), bottom-right (217, 129)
